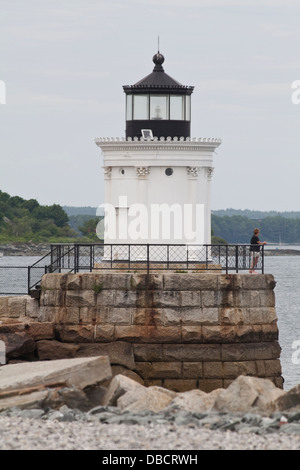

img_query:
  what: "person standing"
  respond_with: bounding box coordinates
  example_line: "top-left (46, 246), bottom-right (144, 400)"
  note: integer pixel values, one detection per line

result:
top-left (249, 228), bottom-right (266, 273)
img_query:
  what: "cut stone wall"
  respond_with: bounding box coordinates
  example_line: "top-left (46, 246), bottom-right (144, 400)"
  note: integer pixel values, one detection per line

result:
top-left (0, 272), bottom-right (283, 392)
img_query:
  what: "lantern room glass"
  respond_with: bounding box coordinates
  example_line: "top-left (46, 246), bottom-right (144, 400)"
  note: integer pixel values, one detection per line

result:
top-left (133, 95), bottom-right (149, 120)
top-left (150, 95), bottom-right (168, 120)
top-left (170, 95), bottom-right (184, 120)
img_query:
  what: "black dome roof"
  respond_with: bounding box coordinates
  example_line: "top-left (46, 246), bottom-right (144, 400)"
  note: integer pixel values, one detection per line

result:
top-left (123, 52), bottom-right (194, 94)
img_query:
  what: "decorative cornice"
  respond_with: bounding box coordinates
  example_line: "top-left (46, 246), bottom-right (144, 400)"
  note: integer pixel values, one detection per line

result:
top-left (95, 136), bottom-right (222, 152)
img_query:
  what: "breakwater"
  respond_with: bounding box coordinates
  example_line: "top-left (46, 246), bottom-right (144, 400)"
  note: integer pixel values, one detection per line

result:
top-left (0, 272), bottom-right (283, 391)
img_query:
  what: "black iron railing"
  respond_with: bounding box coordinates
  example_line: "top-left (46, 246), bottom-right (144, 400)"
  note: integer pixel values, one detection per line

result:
top-left (26, 243), bottom-right (264, 294)
top-left (0, 244), bottom-right (265, 295)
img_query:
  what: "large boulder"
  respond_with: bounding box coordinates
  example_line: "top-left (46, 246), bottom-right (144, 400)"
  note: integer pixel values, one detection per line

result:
top-left (274, 384), bottom-right (300, 411)
top-left (0, 356), bottom-right (112, 411)
top-left (213, 375), bottom-right (285, 414)
top-left (102, 374), bottom-right (144, 407)
top-left (102, 374), bottom-right (176, 412)
top-left (168, 388), bottom-right (224, 413)
top-left (117, 385), bottom-right (177, 413)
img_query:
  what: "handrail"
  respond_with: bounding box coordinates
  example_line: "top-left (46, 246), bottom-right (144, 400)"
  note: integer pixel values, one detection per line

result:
top-left (27, 243), bottom-right (265, 294)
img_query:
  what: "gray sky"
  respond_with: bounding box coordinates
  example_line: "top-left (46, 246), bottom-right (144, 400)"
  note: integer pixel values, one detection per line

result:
top-left (1, 0), bottom-right (300, 211)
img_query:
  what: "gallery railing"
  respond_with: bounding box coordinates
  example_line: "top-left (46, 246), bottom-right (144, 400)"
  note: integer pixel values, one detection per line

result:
top-left (26, 243), bottom-right (264, 294)
top-left (0, 244), bottom-right (264, 295)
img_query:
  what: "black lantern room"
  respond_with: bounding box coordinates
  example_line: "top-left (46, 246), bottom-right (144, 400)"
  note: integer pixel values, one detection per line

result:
top-left (123, 52), bottom-right (194, 139)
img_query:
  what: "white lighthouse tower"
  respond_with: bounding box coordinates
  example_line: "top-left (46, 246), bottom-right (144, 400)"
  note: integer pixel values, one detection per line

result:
top-left (95, 51), bottom-right (221, 260)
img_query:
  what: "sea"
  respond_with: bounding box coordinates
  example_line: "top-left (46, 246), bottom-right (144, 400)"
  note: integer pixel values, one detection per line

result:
top-left (0, 248), bottom-right (300, 391)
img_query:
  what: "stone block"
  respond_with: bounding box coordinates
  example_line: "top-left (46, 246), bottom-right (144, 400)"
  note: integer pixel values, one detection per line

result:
top-left (57, 307), bottom-right (80, 325)
top-left (133, 343), bottom-right (163, 362)
top-left (264, 359), bottom-right (282, 377)
top-left (26, 322), bottom-right (55, 340)
top-left (182, 362), bottom-right (203, 379)
top-left (198, 379), bottom-right (223, 393)
top-left (222, 360), bottom-right (257, 378)
top-left (163, 379), bottom-right (198, 392)
top-left (37, 306), bottom-right (61, 323)
top-left (41, 273), bottom-right (65, 290)
top-left (133, 307), bottom-right (217, 327)
top-left (180, 291), bottom-right (201, 307)
top-left (202, 325), bottom-right (236, 343)
top-left (135, 361), bottom-right (182, 379)
top-left (55, 324), bottom-right (115, 343)
top-left (75, 341), bottom-right (135, 369)
top-left (96, 290), bottom-right (115, 306)
top-left (152, 291), bottom-right (181, 308)
top-left (98, 306), bottom-right (131, 325)
top-left (131, 307), bottom-right (162, 326)
top-left (55, 325), bottom-right (94, 343)
top-left (163, 344), bottom-right (221, 362)
top-left (130, 273), bottom-right (163, 291)
top-left (181, 326), bottom-right (202, 343)
top-left (219, 307), bottom-right (245, 326)
top-left (65, 290), bottom-right (95, 308)
top-left (0, 297), bottom-right (8, 317)
top-left (241, 274), bottom-right (276, 290)
top-left (65, 274), bottom-right (82, 290)
top-left (202, 290), bottom-right (234, 308)
top-left (41, 290), bottom-right (63, 307)
top-left (203, 361), bottom-right (224, 378)
top-left (163, 273), bottom-right (218, 291)
top-left (25, 298), bottom-right (40, 318)
top-left (8, 296), bottom-right (27, 318)
top-left (81, 273), bottom-right (133, 291)
top-left (222, 341), bottom-right (281, 361)
top-left (260, 290), bottom-right (275, 308)
top-left (233, 290), bottom-right (262, 308)
top-left (113, 291), bottom-right (136, 307)
top-left (79, 307), bottom-right (97, 324)
top-left (218, 274), bottom-right (243, 291)
top-left (93, 325), bottom-right (115, 342)
top-left (37, 339), bottom-right (80, 360)
top-left (114, 325), bottom-right (181, 343)
top-left (245, 307), bottom-right (278, 325)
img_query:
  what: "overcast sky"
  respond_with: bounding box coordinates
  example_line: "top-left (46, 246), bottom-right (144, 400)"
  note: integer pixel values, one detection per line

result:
top-left (1, 0), bottom-right (300, 212)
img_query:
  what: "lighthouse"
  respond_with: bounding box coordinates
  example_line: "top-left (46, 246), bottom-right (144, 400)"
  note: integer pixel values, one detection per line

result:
top-left (95, 51), bottom-right (221, 258)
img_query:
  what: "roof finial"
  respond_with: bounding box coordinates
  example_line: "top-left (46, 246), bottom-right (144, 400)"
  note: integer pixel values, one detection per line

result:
top-left (158, 35), bottom-right (160, 53)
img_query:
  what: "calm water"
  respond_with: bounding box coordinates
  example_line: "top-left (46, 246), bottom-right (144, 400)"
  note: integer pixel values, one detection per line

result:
top-left (0, 252), bottom-right (300, 390)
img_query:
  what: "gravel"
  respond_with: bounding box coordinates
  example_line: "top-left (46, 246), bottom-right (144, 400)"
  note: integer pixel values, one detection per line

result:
top-left (0, 407), bottom-right (300, 450)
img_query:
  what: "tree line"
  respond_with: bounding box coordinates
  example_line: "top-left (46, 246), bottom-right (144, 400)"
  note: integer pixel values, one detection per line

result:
top-left (211, 214), bottom-right (300, 244)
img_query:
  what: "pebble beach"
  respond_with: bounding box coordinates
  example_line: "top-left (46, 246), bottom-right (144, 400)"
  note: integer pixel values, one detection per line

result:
top-left (1, 407), bottom-right (300, 451)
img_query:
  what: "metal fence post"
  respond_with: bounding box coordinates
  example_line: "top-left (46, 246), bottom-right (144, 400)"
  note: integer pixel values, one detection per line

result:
top-left (27, 266), bottom-right (30, 294)
top-left (225, 245), bottom-right (229, 274)
top-left (147, 244), bottom-right (150, 275)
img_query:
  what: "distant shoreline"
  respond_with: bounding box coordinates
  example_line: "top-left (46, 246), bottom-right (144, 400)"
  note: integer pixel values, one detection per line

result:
top-left (265, 248), bottom-right (300, 256)
top-left (0, 243), bottom-right (50, 257)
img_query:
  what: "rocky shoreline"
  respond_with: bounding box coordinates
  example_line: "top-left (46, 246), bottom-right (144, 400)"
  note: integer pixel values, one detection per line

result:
top-left (1, 358), bottom-right (300, 450)
top-left (0, 243), bottom-right (50, 257)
